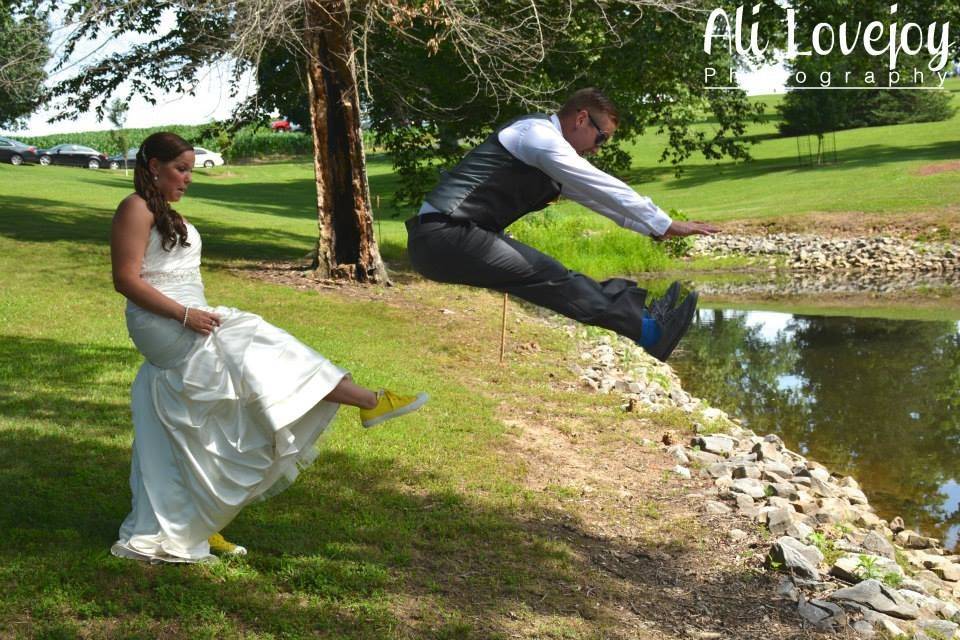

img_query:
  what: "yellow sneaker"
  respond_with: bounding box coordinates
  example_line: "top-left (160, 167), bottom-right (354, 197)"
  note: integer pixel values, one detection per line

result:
top-left (360, 389), bottom-right (429, 428)
top-left (208, 533), bottom-right (247, 556)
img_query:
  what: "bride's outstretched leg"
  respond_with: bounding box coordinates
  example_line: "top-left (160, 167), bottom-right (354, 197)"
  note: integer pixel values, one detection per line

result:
top-left (323, 377), bottom-right (378, 409)
top-left (323, 376), bottom-right (429, 429)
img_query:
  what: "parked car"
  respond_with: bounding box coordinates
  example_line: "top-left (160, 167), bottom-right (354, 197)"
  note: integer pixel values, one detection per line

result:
top-left (271, 118), bottom-right (291, 132)
top-left (193, 146), bottom-right (224, 168)
top-left (38, 143), bottom-right (108, 169)
top-left (108, 147), bottom-right (138, 170)
top-left (0, 136), bottom-right (41, 165)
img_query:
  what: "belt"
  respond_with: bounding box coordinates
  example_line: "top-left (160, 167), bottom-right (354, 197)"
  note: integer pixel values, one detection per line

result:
top-left (418, 212), bottom-right (453, 224)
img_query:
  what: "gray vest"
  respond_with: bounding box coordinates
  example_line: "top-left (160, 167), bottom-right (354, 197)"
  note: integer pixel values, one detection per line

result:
top-left (424, 114), bottom-right (561, 231)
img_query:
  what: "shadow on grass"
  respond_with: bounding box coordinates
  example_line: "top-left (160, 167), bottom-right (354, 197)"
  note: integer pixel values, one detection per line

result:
top-left (0, 194), bottom-right (318, 264)
top-left (0, 334), bottom-right (804, 639)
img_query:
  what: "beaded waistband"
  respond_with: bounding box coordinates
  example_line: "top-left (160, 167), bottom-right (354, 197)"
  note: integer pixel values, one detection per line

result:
top-left (141, 267), bottom-right (201, 286)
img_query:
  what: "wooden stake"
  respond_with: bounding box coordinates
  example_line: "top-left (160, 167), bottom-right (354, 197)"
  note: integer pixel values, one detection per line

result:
top-left (499, 292), bottom-right (508, 364)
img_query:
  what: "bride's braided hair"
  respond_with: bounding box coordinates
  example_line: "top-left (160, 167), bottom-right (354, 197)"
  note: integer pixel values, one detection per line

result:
top-left (134, 132), bottom-right (193, 251)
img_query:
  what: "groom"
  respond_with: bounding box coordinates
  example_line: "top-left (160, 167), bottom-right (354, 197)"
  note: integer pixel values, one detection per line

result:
top-left (405, 88), bottom-right (720, 362)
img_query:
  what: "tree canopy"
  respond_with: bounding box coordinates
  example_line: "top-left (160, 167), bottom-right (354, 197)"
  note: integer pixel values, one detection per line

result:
top-left (0, 4), bottom-right (50, 129)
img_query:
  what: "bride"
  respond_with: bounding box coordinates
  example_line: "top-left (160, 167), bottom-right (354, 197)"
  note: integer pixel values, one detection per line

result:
top-left (110, 132), bottom-right (427, 563)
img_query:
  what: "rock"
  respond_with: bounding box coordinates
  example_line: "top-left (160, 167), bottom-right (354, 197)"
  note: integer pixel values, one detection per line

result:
top-left (932, 564), bottom-right (960, 582)
top-left (688, 449), bottom-right (723, 465)
top-left (732, 464), bottom-right (761, 480)
top-left (728, 528), bottom-right (748, 542)
top-left (672, 465), bottom-right (691, 479)
top-left (760, 460), bottom-right (794, 480)
top-left (904, 533), bottom-right (940, 550)
top-left (844, 486), bottom-right (870, 505)
top-left (751, 441), bottom-right (782, 461)
top-left (768, 482), bottom-right (800, 501)
top-left (854, 510), bottom-right (884, 530)
top-left (769, 536), bottom-right (823, 580)
top-left (694, 435), bottom-right (736, 456)
top-left (797, 597), bottom-right (846, 631)
top-left (918, 619), bottom-right (959, 639)
top-left (828, 579), bottom-right (921, 620)
top-left (816, 497), bottom-right (853, 524)
top-left (734, 493), bottom-right (755, 511)
top-left (808, 476), bottom-right (839, 498)
top-left (861, 532), bottom-right (897, 560)
top-left (838, 476), bottom-right (861, 490)
top-left (830, 553), bottom-right (904, 584)
top-left (705, 500), bottom-right (732, 515)
top-left (768, 508), bottom-right (813, 540)
top-left (667, 445), bottom-right (690, 465)
top-left (859, 609), bottom-right (906, 637)
top-left (776, 576), bottom-right (798, 602)
top-left (731, 478), bottom-right (767, 499)
top-left (704, 462), bottom-right (731, 479)
top-left (850, 619), bottom-right (876, 637)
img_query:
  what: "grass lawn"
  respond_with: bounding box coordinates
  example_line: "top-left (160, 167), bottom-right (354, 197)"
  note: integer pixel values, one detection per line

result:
top-left (6, 162), bottom-right (798, 639)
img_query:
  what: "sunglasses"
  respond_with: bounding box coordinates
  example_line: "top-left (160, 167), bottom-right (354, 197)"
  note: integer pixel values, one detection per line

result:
top-left (586, 111), bottom-right (610, 147)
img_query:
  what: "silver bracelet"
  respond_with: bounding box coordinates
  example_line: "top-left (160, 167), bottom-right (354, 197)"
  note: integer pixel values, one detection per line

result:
top-left (182, 306), bottom-right (190, 327)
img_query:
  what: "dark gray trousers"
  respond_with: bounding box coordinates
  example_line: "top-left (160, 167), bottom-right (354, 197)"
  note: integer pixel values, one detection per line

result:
top-left (406, 216), bottom-right (649, 344)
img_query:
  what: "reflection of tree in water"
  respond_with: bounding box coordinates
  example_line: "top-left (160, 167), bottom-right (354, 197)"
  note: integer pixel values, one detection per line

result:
top-left (675, 312), bottom-right (960, 547)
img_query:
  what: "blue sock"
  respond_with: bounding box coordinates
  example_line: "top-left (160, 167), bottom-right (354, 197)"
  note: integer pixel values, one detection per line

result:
top-left (640, 317), bottom-right (662, 348)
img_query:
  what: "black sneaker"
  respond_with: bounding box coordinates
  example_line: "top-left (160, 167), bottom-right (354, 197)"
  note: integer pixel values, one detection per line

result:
top-left (649, 281), bottom-right (681, 321)
top-left (646, 291), bottom-right (699, 362)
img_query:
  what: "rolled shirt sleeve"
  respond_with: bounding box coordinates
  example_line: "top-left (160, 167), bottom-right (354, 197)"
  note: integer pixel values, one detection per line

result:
top-left (498, 115), bottom-right (673, 237)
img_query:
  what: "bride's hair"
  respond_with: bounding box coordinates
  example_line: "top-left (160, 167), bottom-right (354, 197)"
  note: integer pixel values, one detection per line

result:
top-left (134, 132), bottom-right (193, 251)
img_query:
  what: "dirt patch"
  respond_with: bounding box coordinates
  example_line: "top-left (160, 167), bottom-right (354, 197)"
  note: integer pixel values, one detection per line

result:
top-left (719, 209), bottom-right (960, 241)
top-left (914, 161), bottom-right (960, 177)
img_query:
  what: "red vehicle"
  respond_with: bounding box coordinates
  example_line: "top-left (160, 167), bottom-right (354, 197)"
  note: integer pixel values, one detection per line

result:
top-left (270, 118), bottom-right (291, 132)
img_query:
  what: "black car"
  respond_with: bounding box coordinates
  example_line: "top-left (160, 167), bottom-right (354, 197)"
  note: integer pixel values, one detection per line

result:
top-left (0, 136), bottom-right (41, 165)
top-left (38, 143), bottom-right (108, 169)
top-left (107, 147), bottom-right (138, 170)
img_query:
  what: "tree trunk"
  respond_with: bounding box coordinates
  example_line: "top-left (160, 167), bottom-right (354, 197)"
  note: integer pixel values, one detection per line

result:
top-left (304, 0), bottom-right (386, 283)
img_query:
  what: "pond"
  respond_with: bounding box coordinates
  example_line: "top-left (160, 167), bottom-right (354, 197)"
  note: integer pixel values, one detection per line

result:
top-left (670, 306), bottom-right (960, 552)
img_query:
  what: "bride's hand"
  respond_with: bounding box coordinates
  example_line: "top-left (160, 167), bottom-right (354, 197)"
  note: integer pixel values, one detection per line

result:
top-left (184, 308), bottom-right (222, 335)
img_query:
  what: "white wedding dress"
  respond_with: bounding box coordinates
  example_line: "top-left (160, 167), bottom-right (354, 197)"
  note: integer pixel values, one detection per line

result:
top-left (112, 222), bottom-right (347, 563)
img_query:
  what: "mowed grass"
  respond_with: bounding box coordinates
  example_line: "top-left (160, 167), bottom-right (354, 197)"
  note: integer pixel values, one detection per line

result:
top-left (0, 164), bottom-right (636, 639)
top-left (510, 77), bottom-right (960, 276)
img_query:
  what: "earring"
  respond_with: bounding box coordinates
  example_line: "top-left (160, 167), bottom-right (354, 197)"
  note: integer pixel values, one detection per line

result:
top-left (153, 174), bottom-right (158, 181)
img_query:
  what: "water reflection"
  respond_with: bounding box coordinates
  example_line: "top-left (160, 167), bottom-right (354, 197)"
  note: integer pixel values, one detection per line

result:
top-left (672, 309), bottom-right (960, 551)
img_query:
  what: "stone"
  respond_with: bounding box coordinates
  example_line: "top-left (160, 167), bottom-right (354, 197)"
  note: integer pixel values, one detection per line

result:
top-left (844, 487), bottom-right (870, 505)
top-left (905, 533), bottom-right (940, 550)
top-left (776, 576), bottom-right (798, 602)
top-left (761, 460), bottom-right (794, 480)
top-left (809, 476), bottom-right (839, 498)
top-left (862, 532), bottom-right (897, 560)
top-left (688, 449), bottom-right (723, 465)
top-left (673, 465), bottom-right (691, 479)
top-left (734, 493), bottom-right (755, 511)
top-left (732, 464), bottom-right (761, 480)
top-left (816, 497), bottom-right (853, 524)
top-left (797, 598), bottom-right (846, 631)
top-left (768, 482), bottom-right (800, 501)
top-left (767, 508), bottom-right (813, 540)
top-left (830, 553), bottom-right (904, 584)
top-left (728, 528), bottom-right (748, 542)
top-left (751, 441), bottom-right (782, 461)
top-left (694, 435), bottom-right (736, 456)
top-left (705, 462), bottom-right (731, 479)
top-left (767, 496), bottom-right (794, 511)
top-left (828, 579), bottom-right (921, 620)
top-left (731, 478), bottom-right (767, 499)
top-left (854, 510), bottom-right (884, 530)
top-left (859, 609), bottom-right (906, 637)
top-left (918, 619), bottom-right (959, 639)
top-left (850, 619), bottom-right (876, 637)
top-left (705, 500), bottom-right (732, 515)
top-left (768, 536), bottom-right (823, 580)
top-left (667, 445), bottom-right (689, 465)
top-left (838, 476), bottom-right (861, 490)
top-left (932, 563), bottom-right (960, 582)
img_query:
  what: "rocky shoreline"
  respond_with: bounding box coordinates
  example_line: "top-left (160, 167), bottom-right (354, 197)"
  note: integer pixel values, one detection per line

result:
top-left (571, 333), bottom-right (960, 638)
top-left (694, 233), bottom-right (960, 275)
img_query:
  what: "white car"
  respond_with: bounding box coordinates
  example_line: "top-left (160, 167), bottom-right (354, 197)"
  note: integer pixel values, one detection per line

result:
top-left (193, 146), bottom-right (225, 168)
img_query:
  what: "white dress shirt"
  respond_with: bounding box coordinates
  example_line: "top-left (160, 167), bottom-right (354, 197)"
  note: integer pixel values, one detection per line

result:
top-left (420, 113), bottom-right (672, 237)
